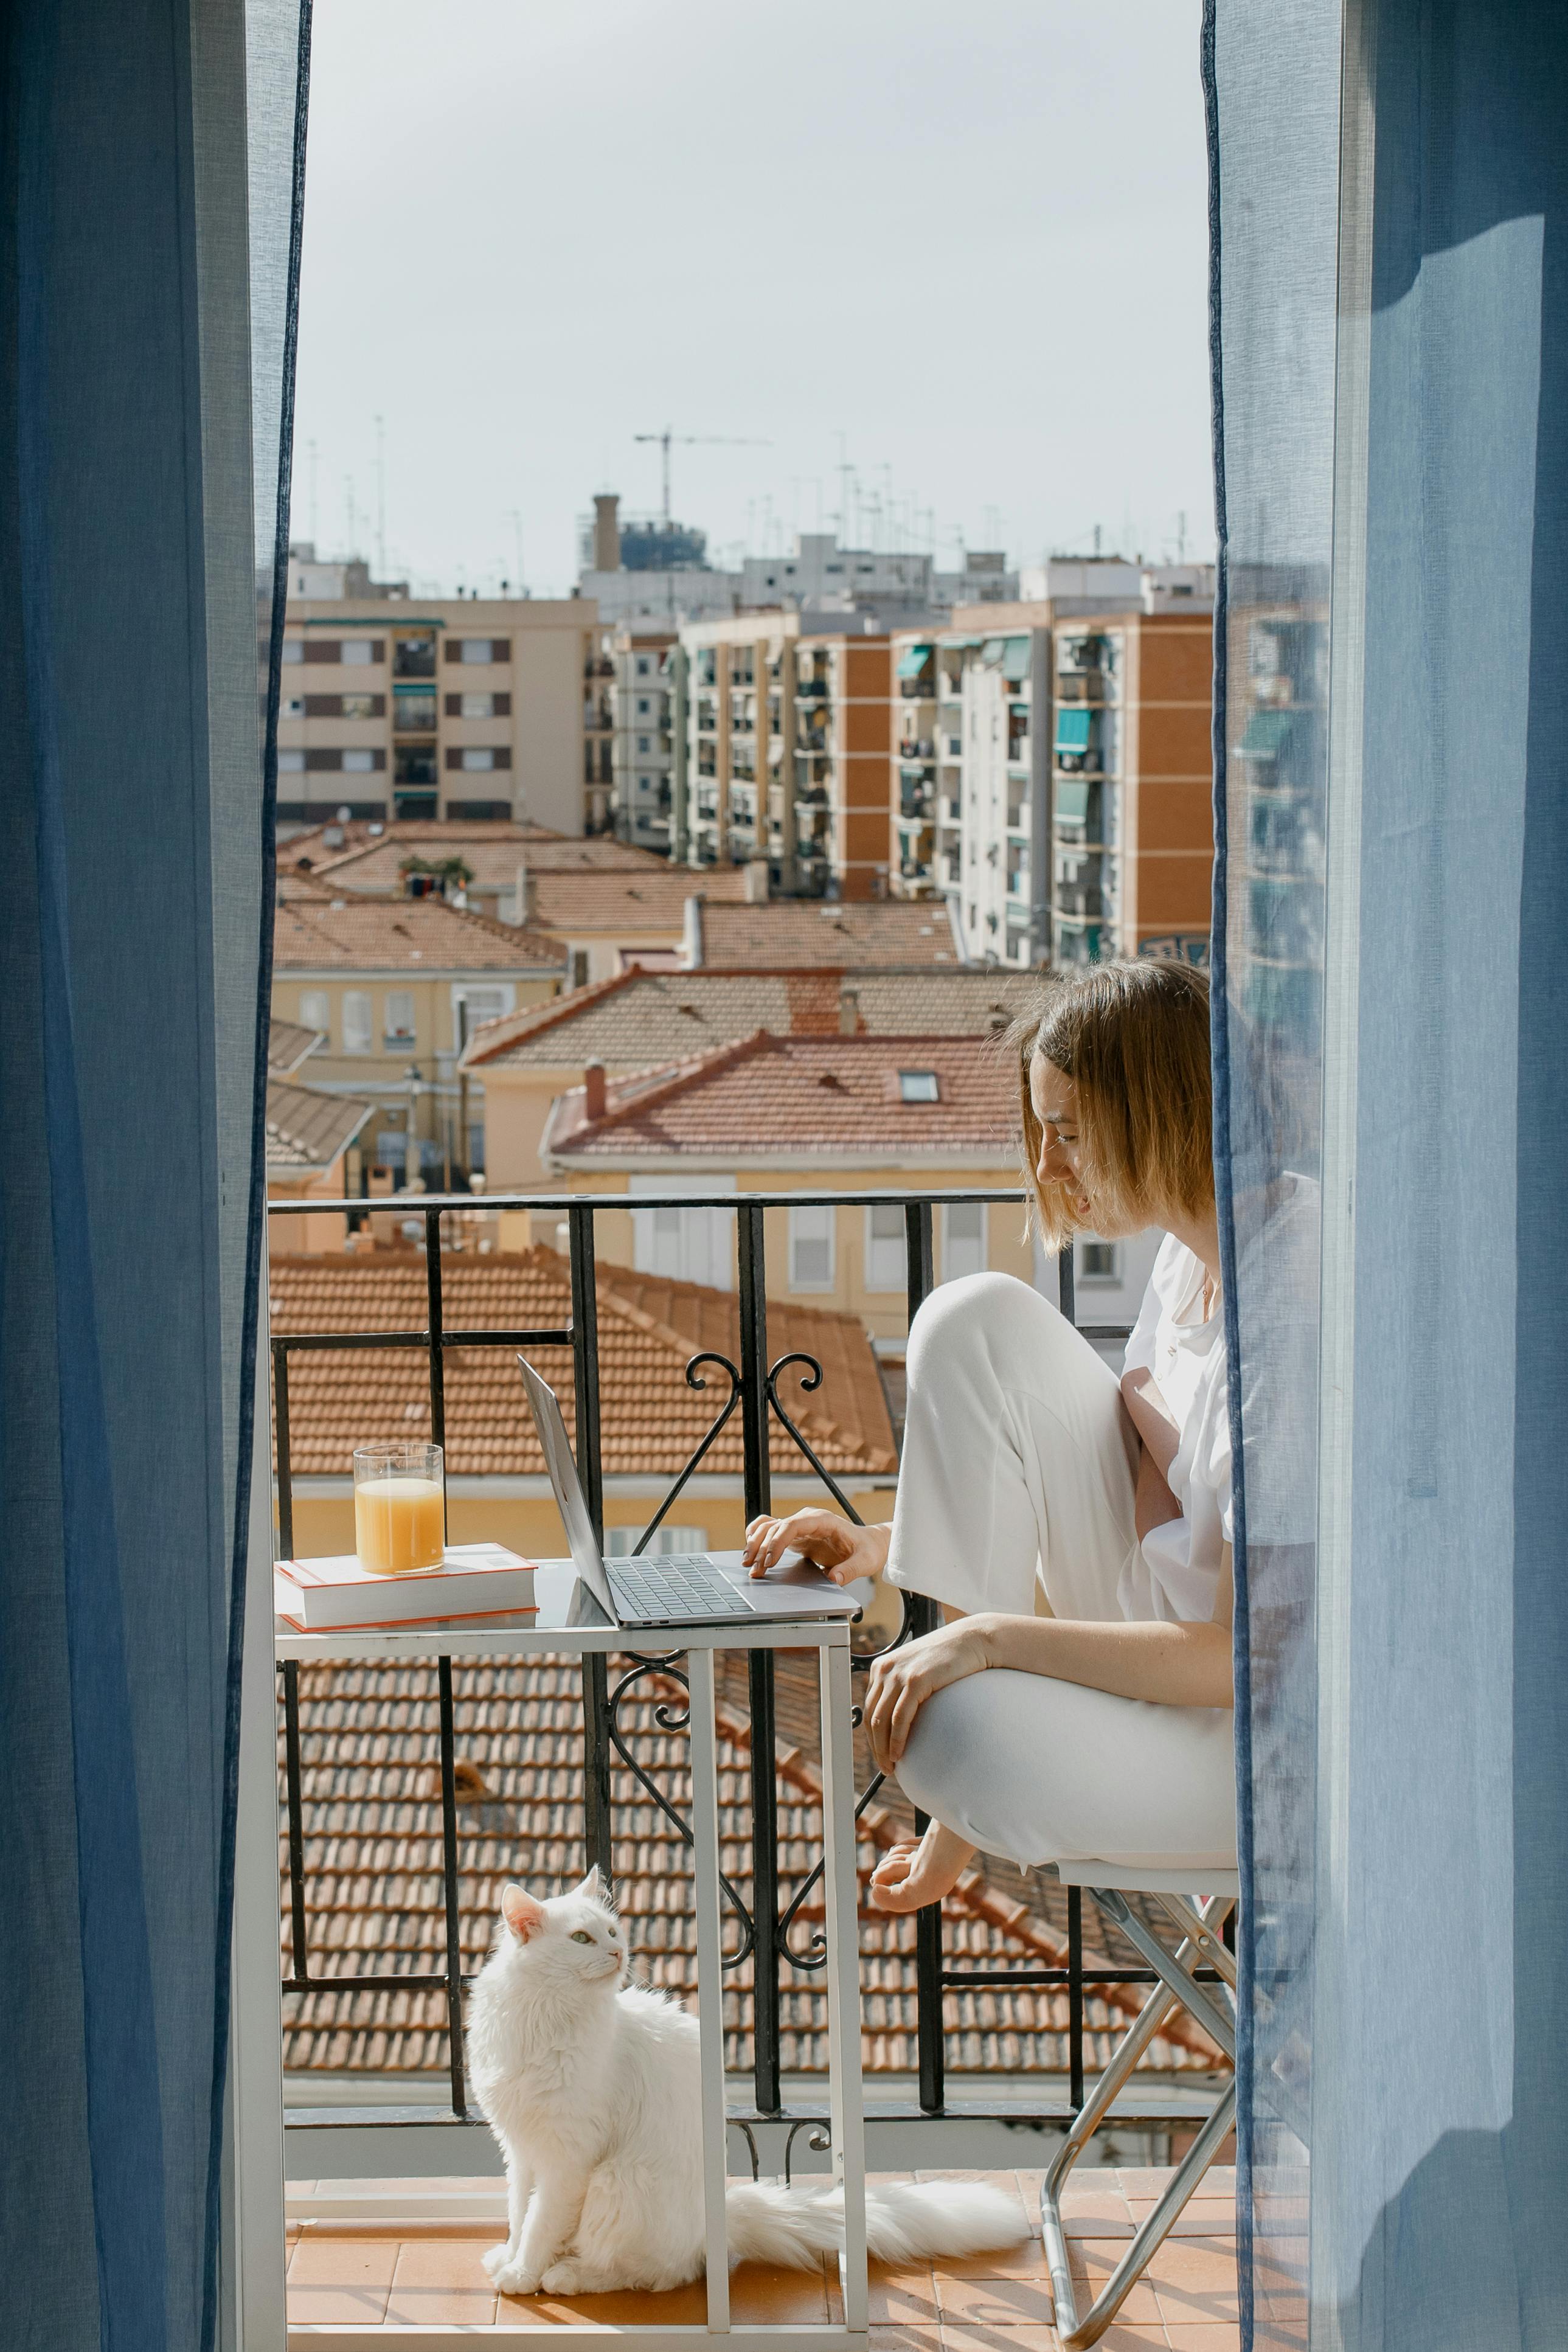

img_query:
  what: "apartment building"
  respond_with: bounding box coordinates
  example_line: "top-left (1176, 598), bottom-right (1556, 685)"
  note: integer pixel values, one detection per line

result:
top-left (271, 891), bottom-right (564, 1184)
top-left (900, 564), bottom-right (1216, 969)
top-left (278, 596), bottom-right (602, 838)
top-left (678, 612), bottom-right (897, 898)
top-left (609, 628), bottom-right (677, 851)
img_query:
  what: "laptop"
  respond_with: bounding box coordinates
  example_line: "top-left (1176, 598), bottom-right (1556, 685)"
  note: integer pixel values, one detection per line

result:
top-left (518, 1355), bottom-right (868, 1630)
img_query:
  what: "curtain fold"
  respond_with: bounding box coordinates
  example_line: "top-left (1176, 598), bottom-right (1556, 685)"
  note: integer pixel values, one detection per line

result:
top-left (1210, 2), bottom-right (1568, 2345)
top-left (0, 2), bottom-right (305, 2344)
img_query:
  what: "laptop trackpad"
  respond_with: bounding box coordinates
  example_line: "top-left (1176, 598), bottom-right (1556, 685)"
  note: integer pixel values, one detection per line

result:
top-left (710, 1548), bottom-right (870, 1616)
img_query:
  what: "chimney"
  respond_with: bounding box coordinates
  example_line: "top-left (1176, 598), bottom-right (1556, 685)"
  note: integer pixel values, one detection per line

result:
top-left (592, 493), bottom-right (621, 573)
top-left (512, 858), bottom-right (534, 928)
top-left (682, 894), bottom-right (704, 968)
top-left (743, 857), bottom-right (770, 906)
top-left (583, 1060), bottom-right (607, 1121)
top-left (838, 982), bottom-right (861, 1037)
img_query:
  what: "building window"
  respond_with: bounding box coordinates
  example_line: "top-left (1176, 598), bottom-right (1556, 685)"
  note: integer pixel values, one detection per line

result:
top-left (898, 1070), bottom-right (940, 1103)
top-left (789, 1204), bottom-right (835, 1291)
top-left (461, 748), bottom-right (495, 772)
top-left (374, 1129), bottom-right (406, 1173)
top-left (1078, 1239), bottom-right (1119, 1283)
top-left (342, 991), bottom-right (373, 1054)
top-left (460, 692), bottom-right (494, 719)
top-left (394, 635), bottom-right (436, 679)
top-left (864, 1204), bottom-right (905, 1292)
top-left (605, 1524), bottom-right (707, 1558)
top-left (453, 985), bottom-right (512, 1044)
top-left (342, 749), bottom-right (375, 772)
top-left (942, 1202), bottom-right (988, 1283)
top-left (637, 736), bottom-right (650, 753)
top-left (460, 637), bottom-right (494, 664)
top-left (299, 989), bottom-right (330, 1038)
top-left (341, 640), bottom-right (375, 667)
top-left (636, 658), bottom-right (650, 678)
top-left (629, 1175), bottom-right (735, 1290)
top-left (341, 692), bottom-right (378, 720)
top-left (384, 990), bottom-right (415, 1043)
top-left (281, 639), bottom-right (304, 665)
top-left (278, 749), bottom-right (305, 772)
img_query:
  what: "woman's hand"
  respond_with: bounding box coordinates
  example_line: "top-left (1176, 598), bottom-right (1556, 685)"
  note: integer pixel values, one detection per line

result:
top-left (743, 1508), bottom-right (891, 1585)
top-left (862, 1616), bottom-right (996, 1772)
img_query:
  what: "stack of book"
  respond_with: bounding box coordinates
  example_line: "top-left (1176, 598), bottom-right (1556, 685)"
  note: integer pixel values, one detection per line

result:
top-left (274, 1541), bottom-right (536, 1632)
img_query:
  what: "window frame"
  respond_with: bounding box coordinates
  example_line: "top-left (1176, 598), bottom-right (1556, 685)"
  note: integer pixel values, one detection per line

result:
top-left (864, 1202), bottom-right (906, 1293)
top-left (788, 1202), bottom-right (836, 1293)
top-left (941, 1201), bottom-right (988, 1284)
top-left (341, 990), bottom-right (374, 1055)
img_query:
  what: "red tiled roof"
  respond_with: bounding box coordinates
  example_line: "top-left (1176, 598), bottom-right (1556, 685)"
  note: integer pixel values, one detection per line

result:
top-left (527, 866), bottom-right (747, 933)
top-left (695, 899), bottom-right (965, 968)
top-left (279, 1657), bottom-right (1218, 2078)
top-left (268, 1017), bottom-right (322, 1076)
top-left (460, 967), bottom-right (1036, 1072)
top-left (274, 894), bottom-right (565, 973)
top-left (280, 818), bottom-right (569, 872)
top-left (544, 1033), bottom-right (1018, 1164)
top-left (268, 1247), bottom-right (897, 1479)
top-left (311, 828), bottom-right (673, 893)
top-left (266, 1080), bottom-right (375, 1172)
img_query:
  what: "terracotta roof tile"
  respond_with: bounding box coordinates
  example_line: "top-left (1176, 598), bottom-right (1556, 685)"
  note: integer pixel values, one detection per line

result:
top-left (268, 1018), bottom-right (323, 1077)
top-left (281, 818), bottom-right (568, 872)
top-left (696, 900), bottom-right (965, 968)
top-left (266, 1080), bottom-right (375, 1172)
top-left (545, 1033), bottom-right (1017, 1164)
top-left (527, 867), bottom-right (748, 933)
top-left (279, 1656), bottom-right (1219, 2079)
top-left (460, 968), bottom-right (1036, 1072)
top-left (268, 1247), bottom-right (896, 1479)
top-left (274, 893), bottom-right (565, 973)
top-left (311, 829), bottom-right (673, 892)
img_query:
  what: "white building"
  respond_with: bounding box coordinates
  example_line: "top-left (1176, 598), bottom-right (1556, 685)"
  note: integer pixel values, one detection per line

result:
top-left (610, 628), bottom-right (678, 852)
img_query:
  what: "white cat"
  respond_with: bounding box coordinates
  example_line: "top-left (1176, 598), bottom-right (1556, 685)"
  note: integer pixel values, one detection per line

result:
top-left (467, 1871), bottom-right (1030, 2297)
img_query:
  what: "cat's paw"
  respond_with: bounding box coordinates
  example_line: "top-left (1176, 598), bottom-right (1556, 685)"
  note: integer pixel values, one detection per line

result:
top-left (539, 2260), bottom-right (584, 2294)
top-left (490, 2258), bottom-right (543, 2298)
top-left (480, 2244), bottom-right (513, 2284)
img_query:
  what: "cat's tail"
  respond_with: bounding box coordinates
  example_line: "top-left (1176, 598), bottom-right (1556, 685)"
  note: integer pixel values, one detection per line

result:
top-left (724, 2178), bottom-right (1030, 2270)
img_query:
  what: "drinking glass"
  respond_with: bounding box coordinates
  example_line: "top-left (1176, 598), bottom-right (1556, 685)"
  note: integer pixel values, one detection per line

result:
top-left (353, 1441), bottom-right (445, 1575)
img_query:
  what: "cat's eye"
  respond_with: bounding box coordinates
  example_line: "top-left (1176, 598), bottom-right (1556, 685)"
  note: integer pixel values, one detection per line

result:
top-left (569, 1930), bottom-right (595, 1944)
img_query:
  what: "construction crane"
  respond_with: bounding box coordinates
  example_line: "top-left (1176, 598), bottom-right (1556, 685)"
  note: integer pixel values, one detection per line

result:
top-left (633, 427), bottom-right (771, 523)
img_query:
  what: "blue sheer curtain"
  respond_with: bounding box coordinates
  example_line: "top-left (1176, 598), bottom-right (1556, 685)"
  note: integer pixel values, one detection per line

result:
top-left (0, 2), bottom-right (305, 2344)
top-left (1210, 2), bottom-right (1568, 2345)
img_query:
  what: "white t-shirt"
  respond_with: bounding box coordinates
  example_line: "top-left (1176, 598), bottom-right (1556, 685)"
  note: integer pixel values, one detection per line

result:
top-left (1119, 1235), bottom-right (1232, 1625)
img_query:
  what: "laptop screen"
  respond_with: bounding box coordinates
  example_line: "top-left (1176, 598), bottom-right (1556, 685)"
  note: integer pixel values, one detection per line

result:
top-left (517, 1356), bottom-right (619, 1623)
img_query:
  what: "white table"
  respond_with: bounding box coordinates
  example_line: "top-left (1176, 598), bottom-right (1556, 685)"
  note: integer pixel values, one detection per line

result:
top-left (263, 1561), bottom-right (870, 2349)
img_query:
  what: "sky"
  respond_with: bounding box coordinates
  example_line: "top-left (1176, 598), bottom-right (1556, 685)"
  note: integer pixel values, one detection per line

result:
top-left (291, 0), bottom-right (1213, 599)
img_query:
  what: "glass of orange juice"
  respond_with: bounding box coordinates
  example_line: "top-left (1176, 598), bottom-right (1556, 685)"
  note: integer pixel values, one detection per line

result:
top-left (353, 1442), bottom-right (445, 1574)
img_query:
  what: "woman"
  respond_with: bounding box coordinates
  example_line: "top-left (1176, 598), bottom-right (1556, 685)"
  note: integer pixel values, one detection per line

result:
top-left (742, 957), bottom-right (1237, 1910)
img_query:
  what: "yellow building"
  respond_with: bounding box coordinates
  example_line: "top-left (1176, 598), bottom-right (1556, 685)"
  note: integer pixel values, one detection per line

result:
top-left (277, 595), bottom-right (603, 836)
top-left (530, 1029), bottom-right (1028, 1347)
top-left (272, 889), bottom-right (564, 1187)
top-left (459, 963), bottom-right (1033, 1215)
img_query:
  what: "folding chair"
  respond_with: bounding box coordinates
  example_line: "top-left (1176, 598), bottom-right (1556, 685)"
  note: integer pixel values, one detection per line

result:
top-left (1039, 1858), bottom-right (1239, 2350)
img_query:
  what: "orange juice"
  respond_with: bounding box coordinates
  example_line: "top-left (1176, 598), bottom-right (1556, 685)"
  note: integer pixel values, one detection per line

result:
top-left (354, 1475), bottom-right (445, 1575)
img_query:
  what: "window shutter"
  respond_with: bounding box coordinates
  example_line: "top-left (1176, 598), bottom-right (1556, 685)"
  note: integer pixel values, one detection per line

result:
top-left (303, 640), bottom-right (336, 664)
top-left (304, 749), bottom-right (343, 771)
top-left (369, 640), bottom-right (386, 663)
top-left (444, 693), bottom-right (462, 717)
top-left (491, 747), bottom-right (512, 770)
top-left (490, 638), bottom-right (512, 662)
top-left (493, 692), bottom-right (512, 717)
top-left (445, 638), bottom-right (461, 662)
top-left (444, 748), bottom-right (462, 770)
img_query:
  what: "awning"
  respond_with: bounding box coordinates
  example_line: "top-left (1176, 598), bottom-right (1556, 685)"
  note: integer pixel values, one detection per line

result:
top-left (980, 637), bottom-right (1007, 664)
top-left (1238, 709), bottom-right (1294, 758)
top-left (895, 643), bottom-right (933, 678)
top-left (1001, 636), bottom-right (1032, 682)
top-left (1055, 709), bottom-right (1093, 754)
top-left (1054, 780), bottom-right (1092, 824)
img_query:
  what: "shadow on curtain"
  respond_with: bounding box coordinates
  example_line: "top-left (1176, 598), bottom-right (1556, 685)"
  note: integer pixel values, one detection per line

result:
top-left (0, 1), bottom-right (305, 2344)
top-left (1209, 1), bottom-right (1568, 2346)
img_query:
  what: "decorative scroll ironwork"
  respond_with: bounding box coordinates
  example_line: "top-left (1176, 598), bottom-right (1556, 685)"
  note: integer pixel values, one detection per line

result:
top-left (763, 1351), bottom-right (866, 1525)
top-left (631, 1351), bottom-right (741, 1556)
top-left (603, 1655), bottom-right (757, 1968)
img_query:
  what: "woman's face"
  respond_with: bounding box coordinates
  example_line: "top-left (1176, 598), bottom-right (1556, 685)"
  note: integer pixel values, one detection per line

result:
top-left (1030, 1053), bottom-right (1101, 1228)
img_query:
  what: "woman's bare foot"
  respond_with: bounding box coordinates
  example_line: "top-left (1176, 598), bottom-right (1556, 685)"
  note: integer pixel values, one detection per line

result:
top-left (869, 1821), bottom-right (976, 1913)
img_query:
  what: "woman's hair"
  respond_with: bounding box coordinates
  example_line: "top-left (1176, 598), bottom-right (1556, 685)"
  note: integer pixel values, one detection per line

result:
top-left (1007, 959), bottom-right (1215, 1249)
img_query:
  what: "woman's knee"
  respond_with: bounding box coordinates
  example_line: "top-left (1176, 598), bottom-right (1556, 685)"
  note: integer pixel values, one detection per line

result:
top-left (906, 1271), bottom-right (1060, 1392)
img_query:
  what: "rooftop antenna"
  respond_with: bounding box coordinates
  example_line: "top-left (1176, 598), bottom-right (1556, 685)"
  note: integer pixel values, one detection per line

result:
top-left (632, 426), bottom-right (771, 524)
top-left (505, 508), bottom-right (525, 595)
top-left (1176, 509), bottom-right (1188, 563)
top-left (1093, 522), bottom-right (1103, 558)
top-left (307, 437), bottom-right (319, 547)
top-left (375, 415), bottom-right (387, 577)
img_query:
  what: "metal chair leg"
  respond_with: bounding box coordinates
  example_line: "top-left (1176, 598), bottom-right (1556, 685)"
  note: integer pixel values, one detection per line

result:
top-left (1041, 1894), bottom-right (1236, 2350)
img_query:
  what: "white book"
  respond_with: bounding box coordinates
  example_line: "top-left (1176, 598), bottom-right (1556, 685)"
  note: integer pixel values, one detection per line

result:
top-left (274, 1541), bottom-right (536, 1632)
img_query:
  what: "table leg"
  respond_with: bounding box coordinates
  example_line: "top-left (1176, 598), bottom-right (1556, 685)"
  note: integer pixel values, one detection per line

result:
top-left (819, 1637), bottom-right (867, 2334)
top-left (689, 1649), bottom-right (731, 2333)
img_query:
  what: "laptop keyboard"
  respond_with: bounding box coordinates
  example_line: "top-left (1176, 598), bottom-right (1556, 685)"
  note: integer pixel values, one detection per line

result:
top-left (606, 1553), bottom-right (758, 1623)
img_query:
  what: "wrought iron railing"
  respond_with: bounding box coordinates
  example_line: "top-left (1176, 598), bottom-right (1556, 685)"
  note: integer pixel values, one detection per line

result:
top-left (269, 1188), bottom-right (1223, 2140)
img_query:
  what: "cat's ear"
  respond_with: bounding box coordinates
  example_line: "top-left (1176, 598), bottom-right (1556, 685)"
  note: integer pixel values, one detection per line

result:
top-left (501, 1884), bottom-right (548, 1942)
top-left (578, 1865), bottom-right (615, 1910)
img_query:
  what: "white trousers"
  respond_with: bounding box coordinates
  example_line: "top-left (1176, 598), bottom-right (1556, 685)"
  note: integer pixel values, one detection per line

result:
top-left (884, 1274), bottom-right (1237, 1873)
